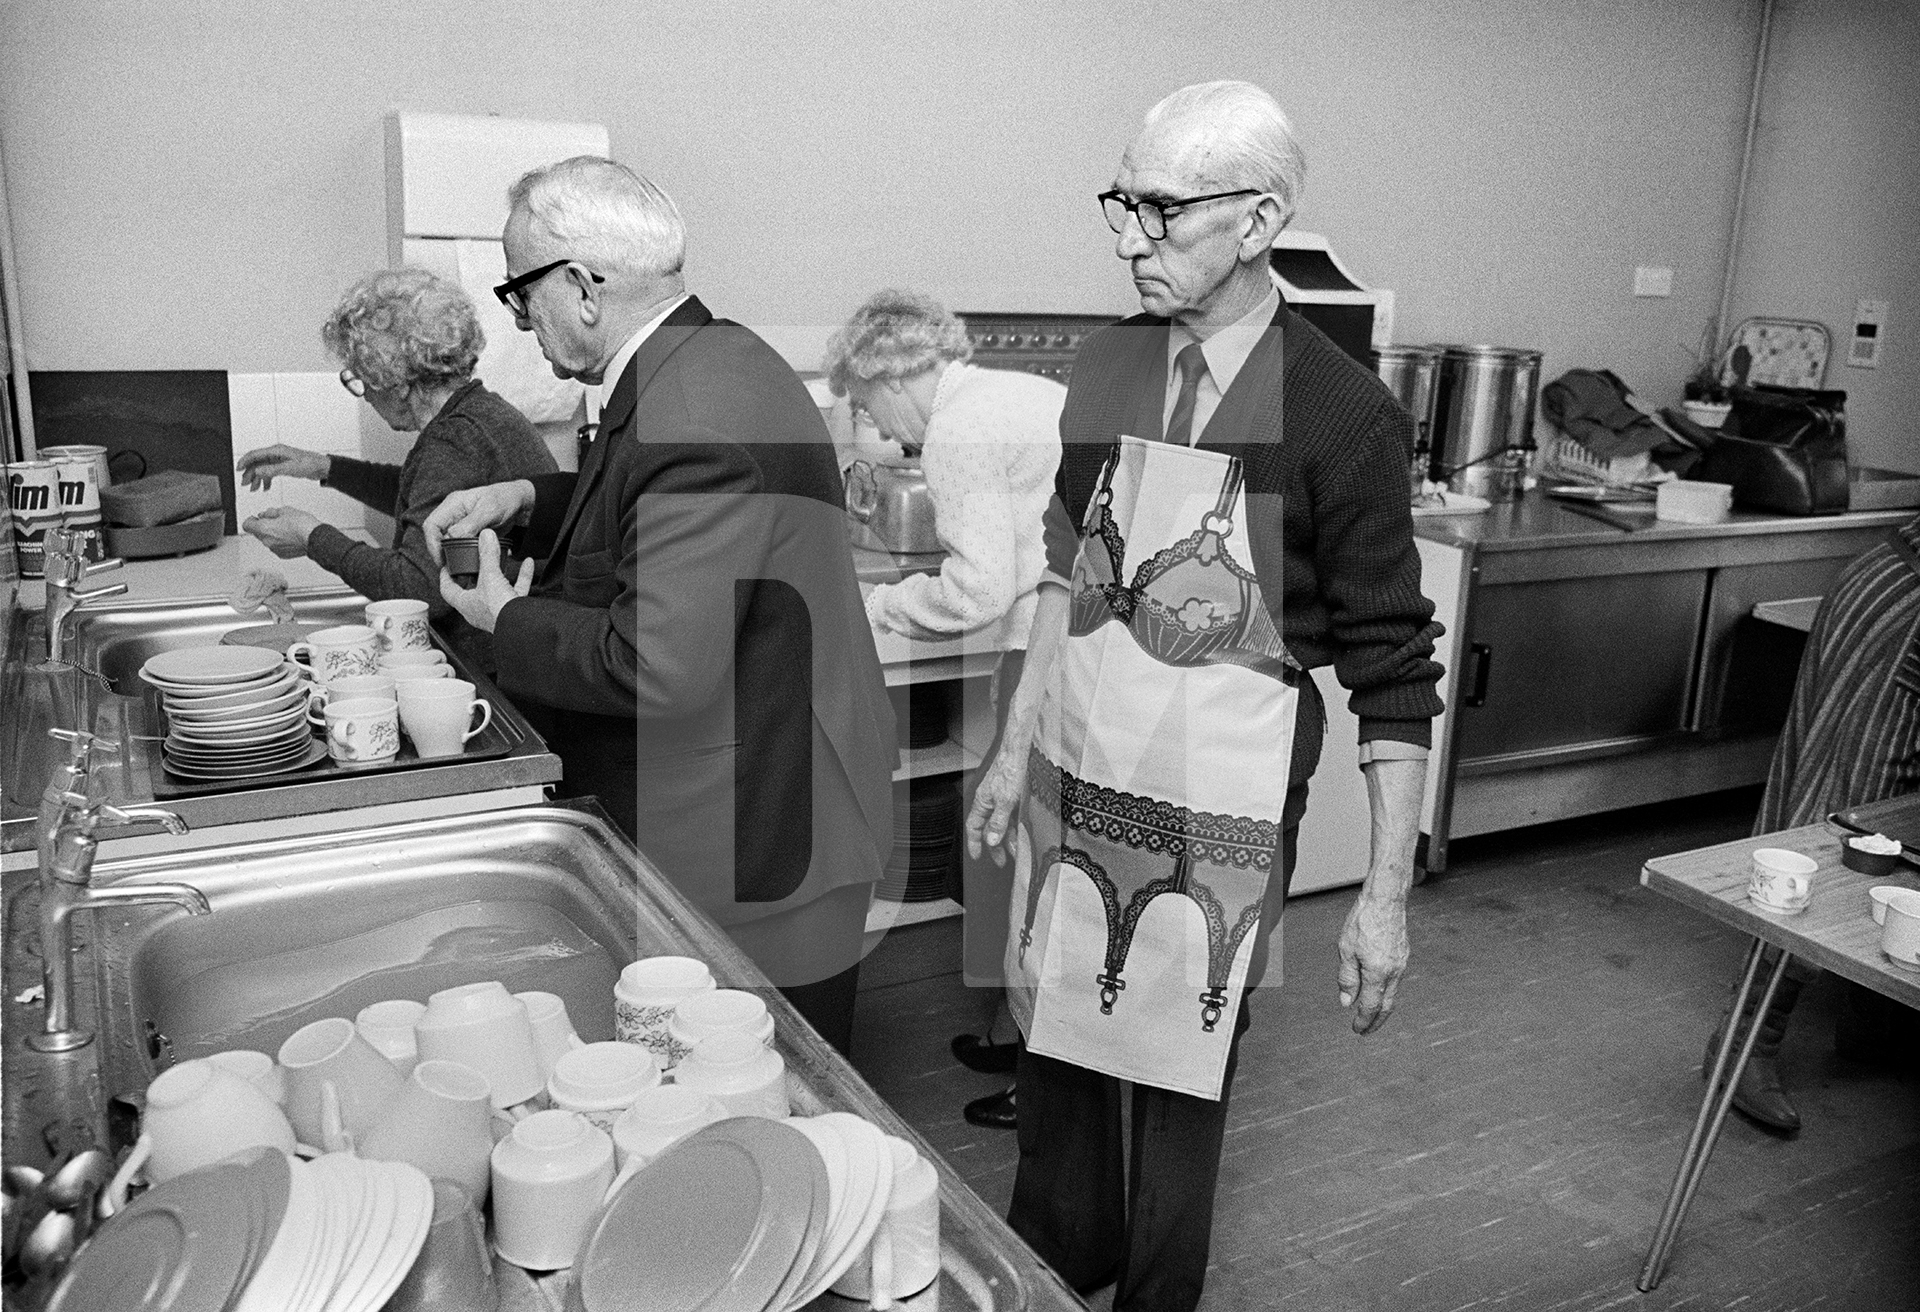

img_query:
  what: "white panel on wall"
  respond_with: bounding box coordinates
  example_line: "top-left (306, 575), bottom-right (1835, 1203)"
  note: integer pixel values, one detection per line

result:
top-left (385, 111), bottom-right (609, 256)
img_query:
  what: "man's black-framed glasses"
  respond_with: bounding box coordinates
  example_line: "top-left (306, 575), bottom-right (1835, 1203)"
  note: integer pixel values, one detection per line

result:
top-left (1098, 188), bottom-right (1262, 241)
top-left (492, 259), bottom-right (605, 317)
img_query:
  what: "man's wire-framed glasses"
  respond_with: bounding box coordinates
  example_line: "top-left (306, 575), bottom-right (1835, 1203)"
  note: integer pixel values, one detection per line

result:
top-left (1098, 188), bottom-right (1262, 241)
top-left (493, 259), bottom-right (606, 317)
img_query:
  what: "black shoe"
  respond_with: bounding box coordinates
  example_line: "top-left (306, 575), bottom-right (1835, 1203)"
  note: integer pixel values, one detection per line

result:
top-left (951, 1033), bottom-right (1021, 1074)
top-left (963, 1086), bottom-right (1017, 1130)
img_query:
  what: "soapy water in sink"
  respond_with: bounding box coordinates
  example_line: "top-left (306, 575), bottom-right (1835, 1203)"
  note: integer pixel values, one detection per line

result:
top-left (134, 900), bottom-right (621, 1067)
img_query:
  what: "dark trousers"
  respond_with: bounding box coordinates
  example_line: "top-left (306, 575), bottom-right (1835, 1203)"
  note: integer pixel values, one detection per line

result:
top-left (1007, 780), bottom-right (1308, 1312)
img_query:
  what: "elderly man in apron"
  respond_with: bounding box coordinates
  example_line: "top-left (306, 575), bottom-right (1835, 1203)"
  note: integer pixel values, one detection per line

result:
top-left (967, 82), bottom-right (1445, 1312)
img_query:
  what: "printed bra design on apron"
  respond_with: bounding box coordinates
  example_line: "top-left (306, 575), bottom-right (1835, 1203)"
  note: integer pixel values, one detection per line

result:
top-left (1009, 366), bottom-right (1299, 1101)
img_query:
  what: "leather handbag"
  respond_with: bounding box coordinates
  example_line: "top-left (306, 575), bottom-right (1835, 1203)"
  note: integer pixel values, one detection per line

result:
top-left (1685, 384), bottom-right (1850, 515)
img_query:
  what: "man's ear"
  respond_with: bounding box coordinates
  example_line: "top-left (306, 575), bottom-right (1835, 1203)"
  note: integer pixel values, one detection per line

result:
top-left (567, 263), bottom-right (602, 326)
top-left (1240, 195), bottom-right (1288, 263)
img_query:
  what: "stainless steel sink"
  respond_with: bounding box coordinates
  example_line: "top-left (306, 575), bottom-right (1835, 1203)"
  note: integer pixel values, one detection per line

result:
top-left (1, 806), bottom-right (1072, 1310)
top-left (0, 590), bottom-right (560, 856)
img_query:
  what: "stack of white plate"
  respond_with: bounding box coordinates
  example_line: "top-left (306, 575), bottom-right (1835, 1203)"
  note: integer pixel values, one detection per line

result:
top-left (232, 1153), bottom-right (435, 1312)
top-left (141, 646), bottom-right (325, 781)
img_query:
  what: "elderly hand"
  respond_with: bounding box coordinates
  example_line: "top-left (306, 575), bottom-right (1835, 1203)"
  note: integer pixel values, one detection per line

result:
top-left (965, 743), bottom-right (1031, 868)
top-left (236, 444), bottom-right (330, 491)
top-left (242, 507), bottom-right (322, 559)
top-left (423, 480), bottom-right (537, 563)
top-left (1336, 892), bottom-right (1409, 1036)
top-left (439, 529), bottom-right (533, 633)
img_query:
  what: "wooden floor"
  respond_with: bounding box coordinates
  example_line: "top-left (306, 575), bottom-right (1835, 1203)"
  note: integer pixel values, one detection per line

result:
top-left (848, 789), bottom-right (1920, 1311)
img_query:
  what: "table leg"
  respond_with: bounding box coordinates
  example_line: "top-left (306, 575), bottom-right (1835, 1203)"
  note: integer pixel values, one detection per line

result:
top-left (1636, 939), bottom-right (1792, 1292)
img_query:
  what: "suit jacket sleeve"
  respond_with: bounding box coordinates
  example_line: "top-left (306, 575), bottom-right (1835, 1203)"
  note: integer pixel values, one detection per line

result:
top-left (492, 431), bottom-right (768, 720)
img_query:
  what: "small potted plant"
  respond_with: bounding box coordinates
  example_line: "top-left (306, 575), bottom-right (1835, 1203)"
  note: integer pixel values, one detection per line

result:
top-left (1680, 322), bottom-right (1733, 428)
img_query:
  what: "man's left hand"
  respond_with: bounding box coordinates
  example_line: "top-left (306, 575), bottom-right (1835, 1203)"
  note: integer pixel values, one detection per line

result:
top-left (438, 529), bottom-right (532, 633)
top-left (241, 507), bottom-right (321, 559)
top-left (1336, 893), bottom-right (1409, 1035)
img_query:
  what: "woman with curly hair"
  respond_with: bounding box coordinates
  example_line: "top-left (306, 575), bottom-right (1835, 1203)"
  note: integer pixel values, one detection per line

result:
top-left (238, 267), bottom-right (556, 668)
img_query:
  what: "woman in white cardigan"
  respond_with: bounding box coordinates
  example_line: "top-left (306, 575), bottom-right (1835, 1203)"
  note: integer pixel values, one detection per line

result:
top-left (824, 290), bottom-right (1064, 1130)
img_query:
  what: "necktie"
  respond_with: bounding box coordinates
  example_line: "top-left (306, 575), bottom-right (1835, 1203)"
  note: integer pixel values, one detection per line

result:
top-left (1165, 341), bottom-right (1209, 447)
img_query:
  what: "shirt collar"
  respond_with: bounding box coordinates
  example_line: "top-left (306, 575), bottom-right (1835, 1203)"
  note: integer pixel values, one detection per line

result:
top-left (1169, 283), bottom-right (1281, 400)
top-left (587, 292), bottom-right (691, 421)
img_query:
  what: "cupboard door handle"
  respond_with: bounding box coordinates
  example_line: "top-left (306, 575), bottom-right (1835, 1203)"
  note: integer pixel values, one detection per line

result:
top-left (1464, 643), bottom-right (1493, 708)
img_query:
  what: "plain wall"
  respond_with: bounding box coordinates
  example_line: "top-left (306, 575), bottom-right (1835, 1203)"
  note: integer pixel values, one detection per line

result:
top-left (3, 0), bottom-right (1910, 469)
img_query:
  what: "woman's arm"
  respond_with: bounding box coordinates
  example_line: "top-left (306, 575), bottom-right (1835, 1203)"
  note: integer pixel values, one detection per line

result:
top-left (963, 579), bottom-right (1068, 865)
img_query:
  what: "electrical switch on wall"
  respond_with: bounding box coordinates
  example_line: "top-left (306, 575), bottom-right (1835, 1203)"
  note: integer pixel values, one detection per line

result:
top-left (1633, 266), bottom-right (1674, 297)
top-left (1849, 299), bottom-right (1889, 368)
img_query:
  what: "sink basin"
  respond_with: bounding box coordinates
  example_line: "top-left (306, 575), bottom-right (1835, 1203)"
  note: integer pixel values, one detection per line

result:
top-left (68, 591), bottom-right (368, 696)
top-left (51, 806), bottom-right (1067, 1311)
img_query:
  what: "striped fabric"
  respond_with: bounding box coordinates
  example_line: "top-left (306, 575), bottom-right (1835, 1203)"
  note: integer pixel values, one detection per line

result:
top-left (1756, 514), bottom-right (1920, 833)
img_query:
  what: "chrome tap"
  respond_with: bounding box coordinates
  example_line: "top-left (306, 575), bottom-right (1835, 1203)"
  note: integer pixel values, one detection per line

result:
top-left (28, 730), bottom-right (209, 1053)
top-left (42, 528), bottom-right (126, 668)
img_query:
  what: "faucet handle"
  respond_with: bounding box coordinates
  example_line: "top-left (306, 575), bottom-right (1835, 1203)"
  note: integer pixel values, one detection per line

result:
top-left (47, 728), bottom-right (118, 755)
top-left (92, 802), bottom-right (189, 837)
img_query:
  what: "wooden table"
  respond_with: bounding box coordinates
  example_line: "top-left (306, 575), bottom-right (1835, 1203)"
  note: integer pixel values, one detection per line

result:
top-left (1635, 818), bottom-right (1920, 1289)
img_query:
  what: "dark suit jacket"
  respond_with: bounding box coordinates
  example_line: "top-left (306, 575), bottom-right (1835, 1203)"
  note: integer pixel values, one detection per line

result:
top-left (492, 296), bottom-right (895, 926)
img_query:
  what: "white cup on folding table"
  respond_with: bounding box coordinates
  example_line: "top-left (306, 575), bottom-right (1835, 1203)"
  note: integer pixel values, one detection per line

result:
top-left (834, 1134), bottom-right (941, 1305)
top-left (1747, 847), bottom-right (1817, 913)
top-left (1881, 888), bottom-right (1920, 968)
top-left (288, 624), bottom-right (382, 685)
top-left (397, 678), bottom-right (493, 758)
top-left (365, 598), bottom-right (432, 652)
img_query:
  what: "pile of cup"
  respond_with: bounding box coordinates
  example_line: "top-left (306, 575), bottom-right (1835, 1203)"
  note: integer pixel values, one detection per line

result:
top-left (614, 955), bottom-right (789, 1117)
top-left (296, 599), bottom-right (493, 762)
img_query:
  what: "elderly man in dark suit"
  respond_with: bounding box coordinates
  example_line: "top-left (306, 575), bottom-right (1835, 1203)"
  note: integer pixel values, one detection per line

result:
top-left (427, 156), bottom-right (894, 1053)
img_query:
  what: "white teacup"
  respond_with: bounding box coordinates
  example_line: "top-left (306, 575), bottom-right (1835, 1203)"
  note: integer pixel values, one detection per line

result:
top-left (288, 624), bottom-right (382, 685)
top-left (360, 1059), bottom-right (495, 1205)
top-left (204, 1048), bottom-right (286, 1106)
top-left (833, 1135), bottom-right (941, 1304)
top-left (379, 648), bottom-right (448, 670)
top-left (1748, 848), bottom-right (1817, 912)
top-left (397, 678), bottom-right (493, 758)
top-left (324, 695), bottom-right (401, 763)
top-left (141, 1057), bottom-right (297, 1183)
top-left (490, 1110), bottom-right (615, 1270)
top-left (609, 1085), bottom-right (728, 1175)
top-left (673, 1031), bottom-right (788, 1120)
top-left (365, 598), bottom-right (432, 652)
top-left (547, 1042), bottom-right (661, 1132)
top-left (277, 1016), bottom-right (406, 1151)
top-left (414, 982), bottom-right (544, 1110)
top-left (356, 999), bottom-right (427, 1076)
top-left (667, 989), bottom-right (774, 1062)
top-left (517, 991), bottom-right (585, 1083)
top-left (308, 674), bottom-right (396, 725)
top-left (614, 956), bottom-right (715, 1064)
top-left (386, 663), bottom-right (453, 685)
top-left (1882, 888), bottom-right (1920, 967)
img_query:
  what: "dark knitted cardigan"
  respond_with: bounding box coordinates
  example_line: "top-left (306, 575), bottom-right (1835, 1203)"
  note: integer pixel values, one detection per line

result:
top-left (308, 379), bottom-right (557, 665)
top-left (1042, 301), bottom-right (1444, 785)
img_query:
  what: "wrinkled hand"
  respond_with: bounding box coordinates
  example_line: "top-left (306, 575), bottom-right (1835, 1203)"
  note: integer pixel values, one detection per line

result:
top-left (965, 744), bottom-right (1031, 867)
top-left (438, 529), bottom-right (533, 633)
top-left (241, 507), bottom-right (322, 559)
top-left (236, 444), bottom-right (330, 491)
top-left (1335, 893), bottom-right (1409, 1035)
top-left (423, 481), bottom-right (536, 563)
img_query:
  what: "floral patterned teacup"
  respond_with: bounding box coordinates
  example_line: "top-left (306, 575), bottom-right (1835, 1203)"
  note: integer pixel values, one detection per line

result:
top-left (288, 624), bottom-right (381, 685)
top-left (323, 696), bottom-right (401, 763)
top-left (365, 599), bottom-right (432, 653)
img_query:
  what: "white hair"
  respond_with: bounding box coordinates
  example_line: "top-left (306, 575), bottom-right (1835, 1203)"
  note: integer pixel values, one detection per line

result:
top-left (1143, 81), bottom-right (1306, 224)
top-left (507, 156), bottom-right (686, 281)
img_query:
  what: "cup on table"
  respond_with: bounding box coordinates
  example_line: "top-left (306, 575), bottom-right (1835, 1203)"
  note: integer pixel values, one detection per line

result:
top-left (413, 981), bottom-right (544, 1110)
top-left (517, 991), bottom-right (584, 1083)
top-left (139, 1057), bottom-right (297, 1183)
top-left (614, 956), bottom-right (715, 1065)
top-left (288, 624), bottom-right (382, 685)
top-left (1747, 847), bottom-right (1818, 913)
top-left (546, 1042), bottom-right (660, 1133)
top-left (609, 1085), bottom-right (728, 1176)
top-left (359, 1058), bottom-right (496, 1205)
top-left (365, 598), bottom-right (432, 653)
top-left (308, 674), bottom-right (396, 726)
top-left (673, 1030), bottom-right (789, 1120)
top-left (1880, 888), bottom-right (1920, 968)
top-left (397, 678), bottom-right (493, 758)
top-left (833, 1134), bottom-right (941, 1304)
top-left (490, 1109), bottom-right (615, 1270)
top-left (277, 1015), bottom-right (405, 1151)
top-left (356, 999), bottom-right (427, 1076)
top-left (382, 1179), bottom-right (498, 1312)
top-left (324, 696), bottom-right (401, 764)
top-left (204, 1048), bottom-right (287, 1106)
top-left (379, 647), bottom-right (448, 671)
top-left (667, 989), bottom-right (774, 1066)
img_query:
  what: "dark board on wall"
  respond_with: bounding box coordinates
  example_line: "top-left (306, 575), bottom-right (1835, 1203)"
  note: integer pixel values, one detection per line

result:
top-left (29, 371), bottom-right (235, 533)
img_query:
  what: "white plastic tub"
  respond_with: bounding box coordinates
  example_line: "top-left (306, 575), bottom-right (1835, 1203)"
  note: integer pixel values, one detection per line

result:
top-left (1656, 480), bottom-right (1734, 524)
